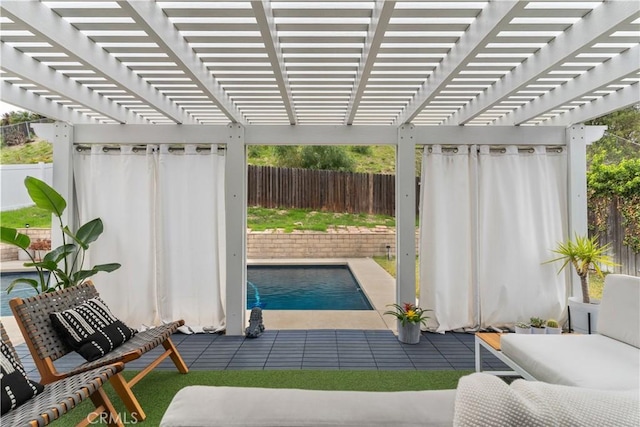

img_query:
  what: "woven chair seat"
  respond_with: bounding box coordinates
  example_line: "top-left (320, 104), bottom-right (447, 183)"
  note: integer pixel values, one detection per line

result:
top-left (2, 364), bottom-right (123, 427)
top-left (64, 321), bottom-right (183, 375)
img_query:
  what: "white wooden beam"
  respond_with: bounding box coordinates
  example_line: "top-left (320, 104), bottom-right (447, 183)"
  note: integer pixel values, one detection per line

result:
top-left (396, 1), bottom-right (524, 125)
top-left (0, 81), bottom-right (93, 124)
top-left (452, 1), bottom-right (640, 125)
top-left (503, 45), bottom-right (640, 125)
top-left (1, 1), bottom-right (189, 124)
top-left (51, 123), bottom-right (75, 249)
top-left (1, 44), bottom-right (138, 124)
top-left (345, 0), bottom-right (396, 125)
top-left (547, 83), bottom-right (640, 127)
top-left (73, 124), bottom-right (230, 144)
top-left (413, 125), bottom-right (566, 145)
top-left (251, 0), bottom-right (296, 125)
top-left (118, 1), bottom-right (246, 125)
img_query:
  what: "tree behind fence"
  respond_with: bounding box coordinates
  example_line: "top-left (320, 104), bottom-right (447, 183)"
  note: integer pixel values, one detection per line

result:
top-left (248, 165), bottom-right (419, 216)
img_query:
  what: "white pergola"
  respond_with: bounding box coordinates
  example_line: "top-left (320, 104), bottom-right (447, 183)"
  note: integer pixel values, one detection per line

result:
top-left (1, 0), bottom-right (638, 334)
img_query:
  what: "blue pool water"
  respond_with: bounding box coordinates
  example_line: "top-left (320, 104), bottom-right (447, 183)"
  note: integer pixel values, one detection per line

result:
top-left (246, 265), bottom-right (373, 310)
top-left (1, 272), bottom-right (41, 316)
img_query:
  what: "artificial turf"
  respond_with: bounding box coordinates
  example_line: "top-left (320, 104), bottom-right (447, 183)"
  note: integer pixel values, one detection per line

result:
top-left (49, 369), bottom-right (471, 426)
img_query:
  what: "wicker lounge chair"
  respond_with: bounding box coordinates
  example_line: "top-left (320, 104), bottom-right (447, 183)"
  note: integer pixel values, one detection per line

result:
top-left (1, 321), bottom-right (125, 427)
top-left (9, 281), bottom-right (189, 422)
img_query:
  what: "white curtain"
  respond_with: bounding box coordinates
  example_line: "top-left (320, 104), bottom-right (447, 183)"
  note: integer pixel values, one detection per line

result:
top-left (419, 145), bottom-right (567, 331)
top-left (156, 145), bottom-right (226, 331)
top-left (73, 145), bottom-right (226, 331)
top-left (477, 146), bottom-right (567, 327)
top-left (419, 146), bottom-right (476, 332)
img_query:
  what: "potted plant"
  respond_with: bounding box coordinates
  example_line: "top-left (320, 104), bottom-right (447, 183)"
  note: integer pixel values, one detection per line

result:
top-left (384, 302), bottom-right (431, 344)
top-left (546, 234), bottom-right (618, 333)
top-left (0, 176), bottom-right (120, 294)
top-left (529, 317), bottom-right (546, 334)
top-left (545, 319), bottom-right (562, 334)
top-left (515, 321), bottom-right (531, 334)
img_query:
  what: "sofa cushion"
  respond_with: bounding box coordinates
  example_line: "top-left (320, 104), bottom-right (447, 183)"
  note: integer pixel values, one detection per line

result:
top-left (50, 297), bottom-right (136, 361)
top-left (160, 386), bottom-right (457, 427)
top-left (0, 341), bottom-right (44, 415)
top-left (501, 334), bottom-right (640, 391)
top-left (454, 373), bottom-right (639, 427)
top-left (598, 274), bottom-right (640, 348)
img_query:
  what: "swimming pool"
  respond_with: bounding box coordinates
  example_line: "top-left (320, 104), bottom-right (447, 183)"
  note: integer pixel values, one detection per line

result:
top-left (246, 265), bottom-right (373, 310)
top-left (1, 272), bottom-right (40, 316)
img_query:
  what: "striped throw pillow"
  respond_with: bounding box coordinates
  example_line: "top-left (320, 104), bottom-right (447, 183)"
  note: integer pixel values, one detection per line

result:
top-left (50, 297), bottom-right (136, 361)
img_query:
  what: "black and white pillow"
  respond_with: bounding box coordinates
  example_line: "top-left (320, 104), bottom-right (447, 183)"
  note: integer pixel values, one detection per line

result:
top-left (1, 341), bottom-right (44, 415)
top-left (50, 297), bottom-right (136, 362)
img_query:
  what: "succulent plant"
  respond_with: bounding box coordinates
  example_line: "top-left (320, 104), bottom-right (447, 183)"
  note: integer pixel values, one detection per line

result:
top-left (529, 317), bottom-right (546, 328)
top-left (515, 322), bottom-right (530, 329)
top-left (546, 319), bottom-right (559, 328)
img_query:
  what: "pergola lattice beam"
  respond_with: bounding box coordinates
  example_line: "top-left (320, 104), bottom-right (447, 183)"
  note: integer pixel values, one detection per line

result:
top-left (396, 1), bottom-right (525, 125)
top-left (345, 0), bottom-right (396, 125)
top-left (502, 44), bottom-right (640, 125)
top-left (1, 44), bottom-right (138, 125)
top-left (251, 0), bottom-right (296, 125)
top-left (0, 1), bottom-right (189, 124)
top-left (547, 82), bottom-right (640, 126)
top-left (0, 80), bottom-right (93, 124)
top-left (452, 1), bottom-right (640, 125)
top-left (118, 1), bottom-right (246, 125)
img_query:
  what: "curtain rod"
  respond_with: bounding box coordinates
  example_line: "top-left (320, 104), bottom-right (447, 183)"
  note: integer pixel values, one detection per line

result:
top-left (75, 144), bottom-right (226, 153)
top-left (424, 146), bottom-right (564, 154)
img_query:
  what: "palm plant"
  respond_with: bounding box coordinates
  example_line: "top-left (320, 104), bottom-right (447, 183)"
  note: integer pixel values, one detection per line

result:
top-left (546, 234), bottom-right (618, 304)
top-left (1, 176), bottom-right (120, 294)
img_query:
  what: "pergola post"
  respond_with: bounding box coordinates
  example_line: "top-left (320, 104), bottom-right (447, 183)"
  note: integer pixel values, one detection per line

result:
top-left (396, 124), bottom-right (417, 308)
top-left (566, 124), bottom-right (606, 297)
top-left (225, 123), bottom-right (247, 335)
top-left (47, 122), bottom-right (75, 249)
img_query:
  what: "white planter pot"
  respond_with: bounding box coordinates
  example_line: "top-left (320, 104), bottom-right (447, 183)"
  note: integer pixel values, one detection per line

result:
top-left (568, 297), bottom-right (600, 334)
top-left (531, 327), bottom-right (546, 335)
top-left (398, 322), bottom-right (421, 344)
top-left (515, 326), bottom-right (531, 334)
top-left (546, 326), bottom-right (562, 334)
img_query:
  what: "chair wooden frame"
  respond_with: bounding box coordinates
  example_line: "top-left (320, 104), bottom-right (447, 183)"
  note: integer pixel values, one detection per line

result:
top-left (9, 281), bottom-right (189, 422)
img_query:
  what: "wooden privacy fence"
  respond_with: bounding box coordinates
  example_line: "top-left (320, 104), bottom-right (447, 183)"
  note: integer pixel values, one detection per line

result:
top-left (590, 199), bottom-right (640, 277)
top-left (247, 165), bottom-right (419, 216)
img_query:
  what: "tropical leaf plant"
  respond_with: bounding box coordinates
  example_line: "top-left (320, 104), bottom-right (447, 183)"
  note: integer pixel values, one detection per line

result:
top-left (0, 176), bottom-right (120, 294)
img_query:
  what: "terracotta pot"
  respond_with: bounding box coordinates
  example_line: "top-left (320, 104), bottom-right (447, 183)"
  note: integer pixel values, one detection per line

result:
top-left (398, 322), bottom-right (421, 344)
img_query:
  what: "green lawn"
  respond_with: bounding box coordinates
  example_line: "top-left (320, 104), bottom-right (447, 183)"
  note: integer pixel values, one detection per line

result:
top-left (0, 205), bottom-right (51, 228)
top-left (248, 207), bottom-right (395, 232)
top-left (0, 139), bottom-right (53, 164)
top-left (50, 370), bottom-right (469, 426)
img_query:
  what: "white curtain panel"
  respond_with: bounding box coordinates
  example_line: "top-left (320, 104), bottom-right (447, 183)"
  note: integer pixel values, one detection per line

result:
top-left (477, 146), bottom-right (567, 327)
top-left (419, 145), bottom-right (567, 330)
top-left (73, 145), bottom-right (227, 331)
top-left (73, 146), bottom-right (159, 328)
top-left (156, 145), bottom-right (226, 331)
top-left (419, 145), bottom-right (477, 332)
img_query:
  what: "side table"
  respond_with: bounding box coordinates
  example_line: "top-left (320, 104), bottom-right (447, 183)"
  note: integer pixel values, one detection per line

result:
top-left (475, 332), bottom-right (536, 380)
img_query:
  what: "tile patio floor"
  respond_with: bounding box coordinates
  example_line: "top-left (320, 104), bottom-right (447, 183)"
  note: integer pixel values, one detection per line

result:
top-left (15, 330), bottom-right (510, 378)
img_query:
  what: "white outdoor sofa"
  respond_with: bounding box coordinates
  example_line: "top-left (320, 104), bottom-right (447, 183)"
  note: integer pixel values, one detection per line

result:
top-left (500, 273), bottom-right (640, 391)
top-left (160, 372), bottom-right (639, 426)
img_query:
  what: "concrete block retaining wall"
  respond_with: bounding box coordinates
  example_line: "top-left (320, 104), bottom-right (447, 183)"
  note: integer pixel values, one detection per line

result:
top-left (1, 228), bottom-right (419, 261)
